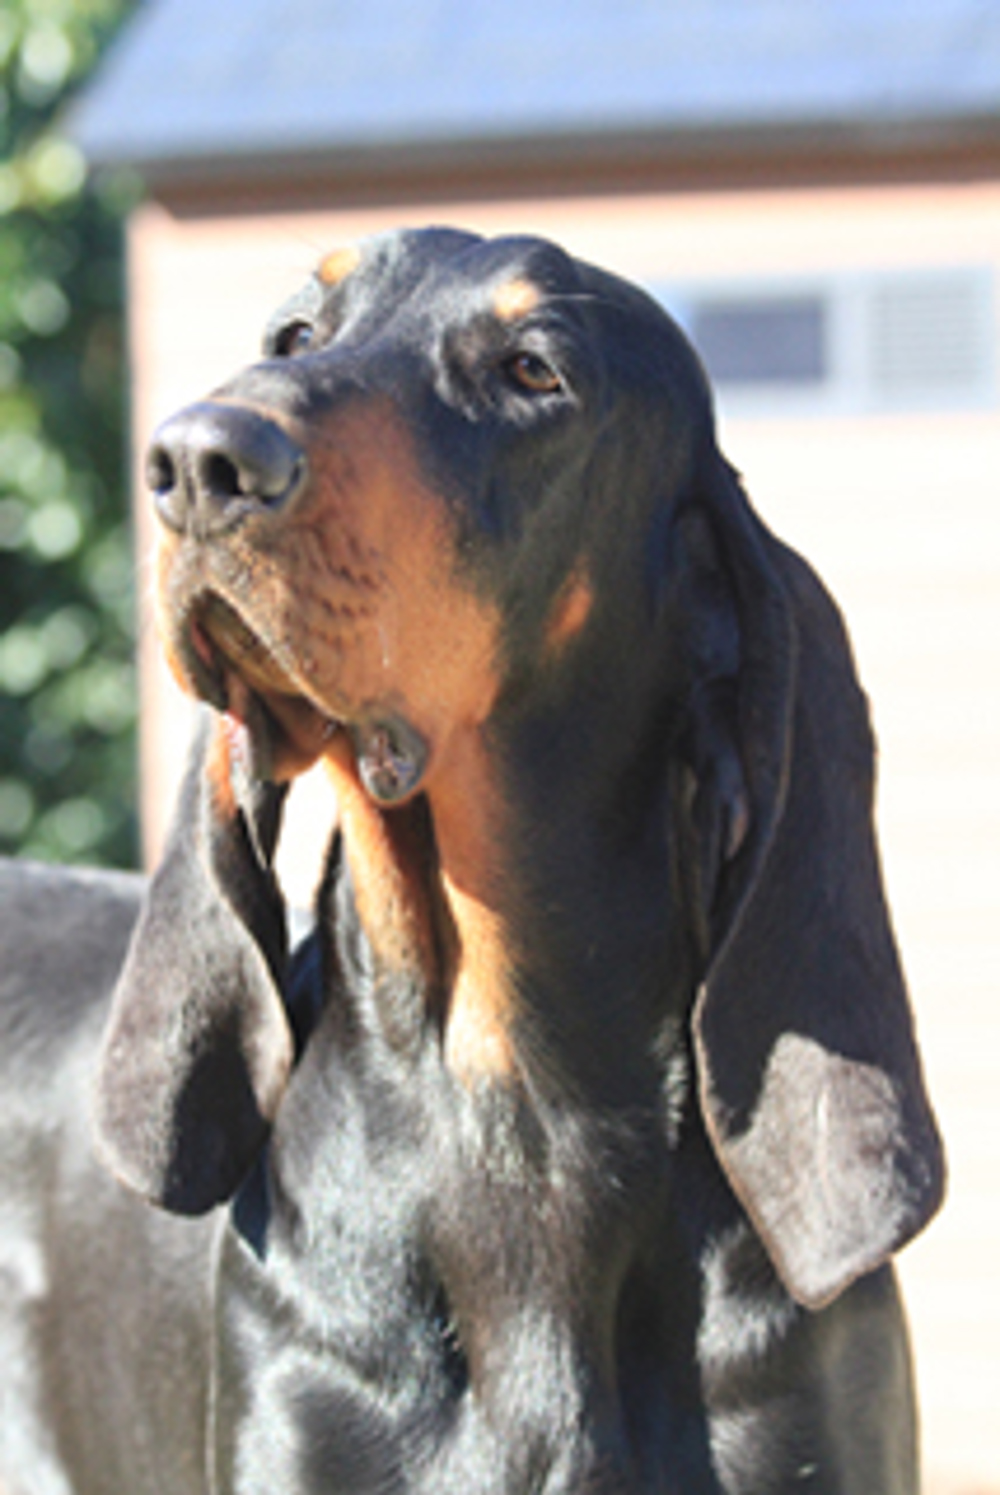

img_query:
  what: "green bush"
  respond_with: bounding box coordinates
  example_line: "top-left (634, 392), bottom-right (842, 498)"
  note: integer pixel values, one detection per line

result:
top-left (0, 0), bottom-right (139, 867)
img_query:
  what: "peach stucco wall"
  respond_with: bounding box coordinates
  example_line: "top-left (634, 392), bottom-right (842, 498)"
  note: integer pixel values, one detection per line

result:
top-left (128, 179), bottom-right (1000, 1494)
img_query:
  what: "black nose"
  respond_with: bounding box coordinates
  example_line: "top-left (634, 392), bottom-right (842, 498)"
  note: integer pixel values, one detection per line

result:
top-left (147, 401), bottom-right (306, 535)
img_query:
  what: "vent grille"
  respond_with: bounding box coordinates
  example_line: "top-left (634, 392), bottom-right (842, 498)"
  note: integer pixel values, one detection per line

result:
top-left (868, 274), bottom-right (990, 400)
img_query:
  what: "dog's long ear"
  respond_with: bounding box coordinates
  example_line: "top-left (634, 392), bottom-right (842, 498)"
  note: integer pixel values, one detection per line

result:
top-left (684, 457), bottom-right (944, 1311)
top-left (94, 711), bottom-right (294, 1214)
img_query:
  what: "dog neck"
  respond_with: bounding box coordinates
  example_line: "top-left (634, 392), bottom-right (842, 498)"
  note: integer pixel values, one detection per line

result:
top-left (322, 692), bottom-right (693, 1104)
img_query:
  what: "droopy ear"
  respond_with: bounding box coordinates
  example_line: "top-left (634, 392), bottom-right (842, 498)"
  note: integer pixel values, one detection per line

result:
top-left (687, 458), bottom-right (945, 1310)
top-left (93, 711), bottom-right (294, 1214)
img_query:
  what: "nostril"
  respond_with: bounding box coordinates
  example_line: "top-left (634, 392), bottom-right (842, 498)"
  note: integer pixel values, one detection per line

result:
top-left (146, 444), bottom-right (177, 497)
top-left (146, 441), bottom-right (191, 533)
top-left (200, 451), bottom-right (243, 501)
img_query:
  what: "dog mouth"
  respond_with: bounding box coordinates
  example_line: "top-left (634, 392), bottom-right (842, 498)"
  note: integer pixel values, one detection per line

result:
top-left (185, 593), bottom-right (341, 782)
top-left (175, 592), bottom-right (431, 804)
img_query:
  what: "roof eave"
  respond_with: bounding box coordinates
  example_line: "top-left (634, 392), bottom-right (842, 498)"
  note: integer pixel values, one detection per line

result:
top-left (79, 113), bottom-right (1000, 213)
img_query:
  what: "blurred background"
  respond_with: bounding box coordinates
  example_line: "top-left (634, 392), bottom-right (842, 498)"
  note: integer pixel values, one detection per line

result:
top-left (0, 0), bottom-right (138, 866)
top-left (2, 2), bottom-right (999, 1489)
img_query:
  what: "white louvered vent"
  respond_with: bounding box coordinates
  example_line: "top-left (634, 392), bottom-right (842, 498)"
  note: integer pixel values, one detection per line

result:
top-left (868, 273), bottom-right (991, 401)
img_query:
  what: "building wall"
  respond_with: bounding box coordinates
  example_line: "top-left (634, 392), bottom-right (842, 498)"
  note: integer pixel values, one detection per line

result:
top-left (129, 179), bottom-right (1000, 1494)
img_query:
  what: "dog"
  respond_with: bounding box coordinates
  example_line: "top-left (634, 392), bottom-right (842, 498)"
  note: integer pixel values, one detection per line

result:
top-left (0, 227), bottom-right (944, 1493)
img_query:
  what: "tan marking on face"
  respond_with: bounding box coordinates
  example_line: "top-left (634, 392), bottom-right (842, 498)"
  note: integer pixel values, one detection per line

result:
top-left (492, 278), bottom-right (541, 323)
top-left (318, 245), bottom-right (362, 287)
top-left (154, 531), bottom-right (190, 694)
top-left (158, 397), bottom-right (501, 755)
top-left (290, 399), bottom-right (502, 743)
top-left (544, 567), bottom-right (594, 656)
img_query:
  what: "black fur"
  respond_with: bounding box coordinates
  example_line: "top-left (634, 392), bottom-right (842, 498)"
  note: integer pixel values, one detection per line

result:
top-left (0, 228), bottom-right (943, 1493)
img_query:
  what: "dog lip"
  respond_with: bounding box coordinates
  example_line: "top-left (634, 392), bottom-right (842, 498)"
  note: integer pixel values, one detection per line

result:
top-left (185, 594), bottom-right (342, 780)
top-left (179, 614), bottom-right (229, 713)
top-left (196, 593), bottom-right (294, 696)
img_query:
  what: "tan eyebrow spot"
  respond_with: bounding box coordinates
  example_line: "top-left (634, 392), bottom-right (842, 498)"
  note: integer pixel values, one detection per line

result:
top-left (544, 566), bottom-right (595, 655)
top-left (493, 278), bottom-right (541, 323)
top-left (318, 245), bottom-right (362, 287)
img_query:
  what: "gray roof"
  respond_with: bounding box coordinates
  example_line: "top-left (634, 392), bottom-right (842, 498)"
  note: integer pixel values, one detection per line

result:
top-left (72, 0), bottom-right (1000, 175)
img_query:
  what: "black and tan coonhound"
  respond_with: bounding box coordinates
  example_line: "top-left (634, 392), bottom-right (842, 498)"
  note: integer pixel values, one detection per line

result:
top-left (0, 228), bottom-right (944, 1494)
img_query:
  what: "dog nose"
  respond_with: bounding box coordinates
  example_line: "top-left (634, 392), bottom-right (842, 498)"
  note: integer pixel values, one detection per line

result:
top-left (147, 402), bottom-right (306, 535)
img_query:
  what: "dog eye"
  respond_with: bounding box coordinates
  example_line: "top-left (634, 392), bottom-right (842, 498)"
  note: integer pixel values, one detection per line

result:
top-left (506, 351), bottom-right (563, 395)
top-left (273, 321), bottom-right (314, 357)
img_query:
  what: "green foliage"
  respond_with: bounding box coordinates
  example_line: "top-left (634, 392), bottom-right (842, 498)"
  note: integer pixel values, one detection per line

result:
top-left (0, 0), bottom-right (140, 866)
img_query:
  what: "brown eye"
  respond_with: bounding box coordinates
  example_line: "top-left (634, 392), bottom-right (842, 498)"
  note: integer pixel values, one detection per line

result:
top-left (507, 351), bottom-right (562, 395)
top-left (274, 321), bottom-right (314, 357)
